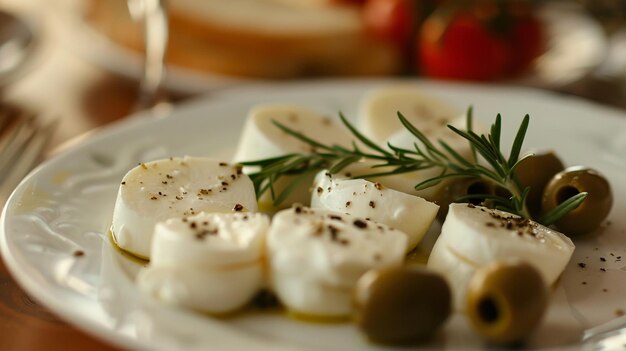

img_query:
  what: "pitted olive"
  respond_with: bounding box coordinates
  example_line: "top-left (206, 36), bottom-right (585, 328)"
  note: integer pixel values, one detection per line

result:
top-left (466, 260), bottom-right (548, 346)
top-left (515, 151), bottom-right (565, 217)
top-left (541, 166), bottom-right (612, 235)
top-left (435, 177), bottom-right (498, 221)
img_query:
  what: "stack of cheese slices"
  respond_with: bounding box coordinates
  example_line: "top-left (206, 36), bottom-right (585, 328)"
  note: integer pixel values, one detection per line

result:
top-left (109, 85), bottom-right (575, 320)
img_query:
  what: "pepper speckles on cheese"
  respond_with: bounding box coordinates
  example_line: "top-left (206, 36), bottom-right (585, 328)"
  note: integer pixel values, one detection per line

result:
top-left (137, 211), bottom-right (269, 314)
top-left (267, 205), bottom-right (407, 318)
top-left (427, 203), bottom-right (575, 309)
top-left (311, 170), bottom-right (438, 251)
top-left (110, 156), bottom-right (258, 259)
top-left (232, 104), bottom-right (353, 211)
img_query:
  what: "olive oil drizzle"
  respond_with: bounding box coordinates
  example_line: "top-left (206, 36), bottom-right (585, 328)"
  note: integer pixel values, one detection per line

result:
top-left (108, 230), bottom-right (150, 265)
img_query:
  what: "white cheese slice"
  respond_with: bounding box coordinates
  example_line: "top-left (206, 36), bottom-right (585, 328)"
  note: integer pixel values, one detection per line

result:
top-left (138, 265), bottom-right (262, 315)
top-left (110, 157), bottom-right (258, 259)
top-left (427, 203), bottom-right (575, 309)
top-left (358, 85), bottom-right (460, 144)
top-left (310, 170), bottom-right (438, 250)
top-left (341, 161), bottom-right (443, 201)
top-left (426, 242), bottom-right (481, 310)
top-left (233, 104), bottom-right (352, 162)
top-left (137, 212), bottom-right (269, 314)
top-left (267, 206), bottom-right (407, 317)
top-left (233, 104), bottom-right (353, 210)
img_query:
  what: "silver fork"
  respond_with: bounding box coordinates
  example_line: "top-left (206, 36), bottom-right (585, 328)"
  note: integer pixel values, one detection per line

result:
top-left (0, 105), bottom-right (56, 201)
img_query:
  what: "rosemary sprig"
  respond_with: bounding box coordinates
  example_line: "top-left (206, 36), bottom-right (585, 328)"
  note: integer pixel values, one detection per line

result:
top-left (239, 109), bottom-right (586, 225)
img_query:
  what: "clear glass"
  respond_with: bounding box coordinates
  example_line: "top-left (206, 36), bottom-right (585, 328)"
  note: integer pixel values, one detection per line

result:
top-left (127, 0), bottom-right (169, 110)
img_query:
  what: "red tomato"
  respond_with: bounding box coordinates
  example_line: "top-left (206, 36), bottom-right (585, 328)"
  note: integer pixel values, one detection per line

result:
top-left (509, 15), bottom-right (544, 74)
top-left (362, 0), bottom-right (416, 47)
top-left (419, 12), bottom-right (511, 80)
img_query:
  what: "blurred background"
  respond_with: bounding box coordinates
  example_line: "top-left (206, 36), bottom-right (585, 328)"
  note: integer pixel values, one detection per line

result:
top-left (0, 0), bottom-right (625, 148)
top-left (0, 1), bottom-right (626, 350)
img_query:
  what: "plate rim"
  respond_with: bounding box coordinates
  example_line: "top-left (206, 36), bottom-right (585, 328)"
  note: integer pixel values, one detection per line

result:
top-left (1, 79), bottom-right (625, 351)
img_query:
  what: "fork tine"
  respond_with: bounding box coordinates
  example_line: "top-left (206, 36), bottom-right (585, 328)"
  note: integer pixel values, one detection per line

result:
top-left (0, 105), bottom-right (20, 136)
top-left (0, 113), bottom-right (37, 175)
top-left (0, 118), bottom-right (57, 200)
top-left (12, 119), bottom-right (57, 173)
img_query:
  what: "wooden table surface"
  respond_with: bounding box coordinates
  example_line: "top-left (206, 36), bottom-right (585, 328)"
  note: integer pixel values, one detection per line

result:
top-left (0, 1), bottom-right (181, 349)
top-left (0, 260), bottom-right (124, 351)
top-left (1, 0), bottom-right (625, 350)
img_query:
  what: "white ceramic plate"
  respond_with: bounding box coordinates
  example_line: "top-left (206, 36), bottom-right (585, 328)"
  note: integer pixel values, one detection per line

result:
top-left (55, 1), bottom-right (605, 94)
top-left (2, 80), bottom-right (626, 351)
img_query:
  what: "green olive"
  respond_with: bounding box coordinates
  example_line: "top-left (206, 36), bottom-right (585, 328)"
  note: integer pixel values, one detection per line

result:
top-left (354, 266), bottom-right (451, 344)
top-left (434, 177), bottom-right (498, 221)
top-left (541, 166), bottom-right (612, 235)
top-left (466, 260), bottom-right (548, 346)
top-left (515, 151), bottom-right (565, 217)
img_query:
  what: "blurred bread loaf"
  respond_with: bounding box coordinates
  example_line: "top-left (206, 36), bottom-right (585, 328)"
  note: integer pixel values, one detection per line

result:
top-left (84, 0), bottom-right (402, 79)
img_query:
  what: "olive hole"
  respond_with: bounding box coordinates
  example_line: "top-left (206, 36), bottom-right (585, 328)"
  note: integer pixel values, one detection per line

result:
top-left (495, 186), bottom-right (512, 199)
top-left (556, 186), bottom-right (580, 205)
top-left (467, 181), bottom-right (493, 205)
top-left (477, 296), bottom-right (500, 324)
